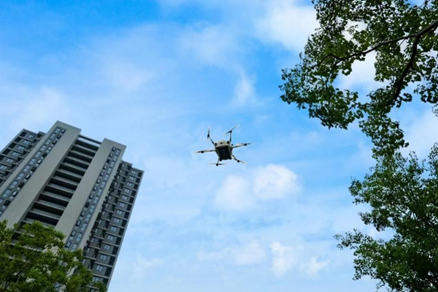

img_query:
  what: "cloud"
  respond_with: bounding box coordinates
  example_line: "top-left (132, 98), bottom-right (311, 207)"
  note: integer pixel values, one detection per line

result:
top-left (270, 241), bottom-right (296, 276)
top-left (306, 256), bottom-right (330, 276)
top-left (235, 240), bottom-right (266, 265)
top-left (198, 240), bottom-right (266, 266)
top-left (214, 175), bottom-right (254, 211)
top-left (179, 24), bottom-right (241, 69)
top-left (6, 86), bottom-right (72, 133)
top-left (253, 164), bottom-right (300, 200)
top-left (338, 52), bottom-right (380, 92)
top-left (231, 71), bottom-right (258, 107)
top-left (270, 241), bottom-right (330, 277)
top-left (214, 164), bottom-right (301, 211)
top-left (255, 0), bottom-right (318, 52)
top-left (403, 109), bottom-right (438, 158)
top-left (132, 255), bottom-right (164, 279)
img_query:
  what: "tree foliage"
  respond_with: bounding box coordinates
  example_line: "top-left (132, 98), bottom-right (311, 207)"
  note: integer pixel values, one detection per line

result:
top-left (0, 220), bottom-right (106, 292)
top-left (280, 0), bottom-right (438, 290)
top-left (335, 146), bottom-right (438, 291)
top-left (280, 0), bottom-right (437, 156)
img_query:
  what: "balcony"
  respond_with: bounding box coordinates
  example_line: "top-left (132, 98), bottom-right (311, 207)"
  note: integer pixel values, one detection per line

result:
top-left (60, 163), bottom-right (86, 176)
top-left (64, 156), bottom-right (89, 170)
top-left (33, 199), bottom-right (65, 216)
top-left (51, 176), bottom-right (78, 190)
top-left (56, 168), bottom-right (83, 183)
top-left (40, 191), bottom-right (70, 206)
top-left (45, 183), bottom-right (75, 197)
top-left (72, 144), bottom-right (96, 157)
top-left (69, 150), bottom-right (94, 163)
top-left (26, 208), bottom-right (60, 226)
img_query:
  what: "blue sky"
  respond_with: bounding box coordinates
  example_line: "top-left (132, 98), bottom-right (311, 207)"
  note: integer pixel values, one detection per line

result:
top-left (0, 0), bottom-right (436, 291)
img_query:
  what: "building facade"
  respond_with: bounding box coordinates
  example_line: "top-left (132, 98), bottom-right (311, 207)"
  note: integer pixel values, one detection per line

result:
top-left (0, 121), bottom-right (143, 289)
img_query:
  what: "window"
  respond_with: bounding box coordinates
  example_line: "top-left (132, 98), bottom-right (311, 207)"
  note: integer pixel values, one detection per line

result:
top-left (116, 210), bottom-right (123, 215)
top-left (17, 146), bottom-right (25, 151)
top-left (100, 254), bottom-right (107, 261)
top-left (5, 158), bottom-right (14, 163)
top-left (0, 164), bottom-right (7, 170)
top-left (124, 189), bottom-right (130, 194)
top-left (122, 195), bottom-right (128, 200)
top-left (28, 134), bottom-right (35, 139)
top-left (127, 182), bottom-right (133, 187)
top-left (72, 243), bottom-right (78, 250)
top-left (10, 180), bottom-right (18, 188)
top-left (11, 152), bottom-right (19, 157)
top-left (2, 190), bottom-right (11, 198)
top-left (114, 218), bottom-right (120, 224)
top-left (107, 235), bottom-right (114, 241)
top-left (110, 226), bottom-right (118, 232)
top-left (0, 199), bottom-right (3, 204)
top-left (29, 158), bottom-right (36, 165)
top-left (119, 203), bottom-right (126, 208)
top-left (129, 176), bottom-right (135, 181)
top-left (103, 244), bottom-right (110, 251)
top-left (23, 165), bottom-right (30, 172)
top-left (131, 170), bottom-right (137, 175)
top-left (93, 277), bottom-right (101, 283)
top-left (81, 223), bottom-right (87, 232)
top-left (65, 242), bottom-right (71, 248)
top-left (23, 140), bottom-right (30, 145)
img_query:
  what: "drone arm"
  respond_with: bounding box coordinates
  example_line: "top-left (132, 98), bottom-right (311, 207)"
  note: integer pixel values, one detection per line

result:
top-left (232, 143), bottom-right (251, 149)
top-left (195, 149), bottom-right (216, 154)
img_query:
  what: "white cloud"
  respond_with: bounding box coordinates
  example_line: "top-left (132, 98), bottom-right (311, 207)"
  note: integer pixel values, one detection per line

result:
top-left (231, 71), bottom-right (258, 107)
top-left (255, 0), bottom-right (318, 52)
top-left (179, 25), bottom-right (241, 68)
top-left (214, 175), bottom-right (254, 211)
top-left (214, 164), bottom-right (301, 211)
top-left (270, 241), bottom-right (330, 277)
top-left (306, 257), bottom-right (330, 276)
top-left (270, 241), bottom-right (296, 276)
top-left (403, 109), bottom-right (438, 158)
top-left (132, 255), bottom-right (164, 279)
top-left (235, 241), bottom-right (266, 265)
top-left (253, 164), bottom-right (300, 200)
top-left (8, 86), bottom-right (72, 132)
top-left (338, 52), bottom-right (379, 92)
top-left (198, 240), bottom-right (266, 266)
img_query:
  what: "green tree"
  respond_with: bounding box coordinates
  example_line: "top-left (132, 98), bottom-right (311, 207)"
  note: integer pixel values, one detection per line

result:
top-left (279, 0), bottom-right (438, 290)
top-left (335, 147), bottom-right (438, 291)
top-left (280, 0), bottom-right (437, 156)
top-left (0, 220), bottom-right (106, 292)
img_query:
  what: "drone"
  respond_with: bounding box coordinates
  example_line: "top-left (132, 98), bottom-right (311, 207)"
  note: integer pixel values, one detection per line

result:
top-left (195, 126), bottom-right (251, 166)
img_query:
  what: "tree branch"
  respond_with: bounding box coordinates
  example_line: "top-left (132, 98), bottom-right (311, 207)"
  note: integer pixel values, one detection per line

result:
top-left (313, 20), bottom-right (438, 73)
top-left (392, 20), bottom-right (438, 102)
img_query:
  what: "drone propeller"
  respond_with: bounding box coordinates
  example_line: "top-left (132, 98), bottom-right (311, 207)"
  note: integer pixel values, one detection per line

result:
top-left (209, 162), bottom-right (226, 166)
top-left (225, 125), bottom-right (238, 135)
top-left (233, 142), bottom-right (252, 148)
top-left (195, 149), bottom-right (215, 154)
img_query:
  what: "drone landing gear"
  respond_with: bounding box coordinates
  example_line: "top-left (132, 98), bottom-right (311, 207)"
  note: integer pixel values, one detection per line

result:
top-left (209, 161), bottom-right (225, 166)
top-left (232, 154), bottom-right (245, 164)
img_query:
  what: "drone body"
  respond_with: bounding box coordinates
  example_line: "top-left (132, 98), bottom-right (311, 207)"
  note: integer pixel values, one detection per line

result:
top-left (195, 126), bottom-right (251, 166)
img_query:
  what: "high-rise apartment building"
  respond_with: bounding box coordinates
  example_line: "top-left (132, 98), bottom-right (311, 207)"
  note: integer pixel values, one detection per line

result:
top-left (0, 121), bottom-right (143, 289)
